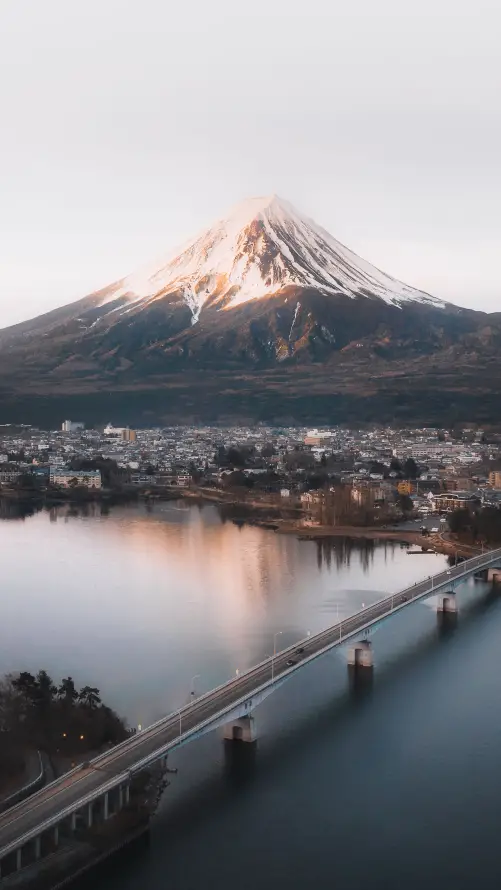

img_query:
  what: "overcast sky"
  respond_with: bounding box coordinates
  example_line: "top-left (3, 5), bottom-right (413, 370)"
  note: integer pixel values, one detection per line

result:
top-left (0, 0), bottom-right (499, 327)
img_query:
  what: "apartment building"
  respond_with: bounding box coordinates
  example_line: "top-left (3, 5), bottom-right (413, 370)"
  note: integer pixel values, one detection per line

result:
top-left (49, 469), bottom-right (102, 489)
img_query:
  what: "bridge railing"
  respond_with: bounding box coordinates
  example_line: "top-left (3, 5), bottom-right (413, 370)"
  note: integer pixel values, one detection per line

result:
top-left (129, 549), bottom-right (501, 772)
top-left (125, 547), bottom-right (501, 774)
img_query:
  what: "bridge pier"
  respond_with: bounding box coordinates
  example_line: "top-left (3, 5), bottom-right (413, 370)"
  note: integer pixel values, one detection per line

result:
top-left (107, 785), bottom-right (126, 818)
top-left (347, 641), bottom-right (373, 691)
top-left (116, 782), bottom-right (131, 809)
top-left (487, 568), bottom-right (501, 583)
top-left (222, 716), bottom-right (256, 743)
top-left (91, 789), bottom-right (119, 824)
top-left (437, 591), bottom-right (458, 632)
top-left (437, 592), bottom-right (458, 613)
top-left (347, 641), bottom-right (373, 669)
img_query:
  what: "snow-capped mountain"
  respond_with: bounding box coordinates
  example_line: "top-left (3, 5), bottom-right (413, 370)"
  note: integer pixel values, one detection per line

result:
top-left (95, 194), bottom-right (445, 326)
top-left (3, 193), bottom-right (495, 431)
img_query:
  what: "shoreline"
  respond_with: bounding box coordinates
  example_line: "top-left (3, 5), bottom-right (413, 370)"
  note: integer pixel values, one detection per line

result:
top-left (0, 485), bottom-right (478, 559)
top-left (177, 488), bottom-right (477, 557)
top-left (276, 523), bottom-right (479, 558)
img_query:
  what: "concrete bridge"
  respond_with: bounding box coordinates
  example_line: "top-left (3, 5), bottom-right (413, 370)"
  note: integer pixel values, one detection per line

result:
top-left (2, 545), bottom-right (501, 879)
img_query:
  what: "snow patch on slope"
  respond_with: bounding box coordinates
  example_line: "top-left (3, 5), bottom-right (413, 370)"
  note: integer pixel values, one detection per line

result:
top-left (289, 301), bottom-right (301, 340)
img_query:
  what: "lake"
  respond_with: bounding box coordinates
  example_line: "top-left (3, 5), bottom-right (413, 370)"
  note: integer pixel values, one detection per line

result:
top-left (2, 500), bottom-right (499, 890)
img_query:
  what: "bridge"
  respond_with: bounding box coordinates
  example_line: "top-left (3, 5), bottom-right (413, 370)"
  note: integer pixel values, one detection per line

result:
top-left (2, 545), bottom-right (501, 878)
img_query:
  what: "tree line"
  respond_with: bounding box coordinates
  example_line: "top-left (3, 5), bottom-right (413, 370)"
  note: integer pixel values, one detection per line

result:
top-left (11, 671), bottom-right (102, 709)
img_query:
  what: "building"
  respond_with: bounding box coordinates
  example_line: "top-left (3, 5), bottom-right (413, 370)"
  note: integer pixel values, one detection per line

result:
top-left (431, 492), bottom-right (479, 512)
top-left (397, 481), bottom-right (412, 495)
top-left (0, 470), bottom-right (22, 485)
top-left (489, 471), bottom-right (501, 489)
top-left (131, 474), bottom-right (157, 485)
top-left (103, 424), bottom-right (136, 442)
top-left (31, 466), bottom-right (50, 479)
top-left (443, 477), bottom-right (477, 492)
top-left (49, 469), bottom-right (101, 489)
top-left (61, 420), bottom-right (84, 433)
top-left (300, 491), bottom-right (324, 505)
top-left (304, 429), bottom-right (331, 447)
top-left (482, 489), bottom-right (501, 506)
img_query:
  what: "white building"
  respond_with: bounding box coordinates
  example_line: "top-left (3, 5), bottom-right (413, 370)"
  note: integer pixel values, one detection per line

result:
top-left (62, 420), bottom-right (84, 433)
top-left (49, 468), bottom-right (101, 489)
top-left (103, 424), bottom-right (136, 441)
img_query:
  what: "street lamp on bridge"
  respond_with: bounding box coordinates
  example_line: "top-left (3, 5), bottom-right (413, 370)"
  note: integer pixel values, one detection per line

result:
top-left (271, 631), bottom-right (283, 681)
top-left (273, 631), bottom-right (282, 657)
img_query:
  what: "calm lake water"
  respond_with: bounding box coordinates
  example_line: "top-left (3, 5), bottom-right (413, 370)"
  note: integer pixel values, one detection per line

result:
top-left (2, 501), bottom-right (501, 890)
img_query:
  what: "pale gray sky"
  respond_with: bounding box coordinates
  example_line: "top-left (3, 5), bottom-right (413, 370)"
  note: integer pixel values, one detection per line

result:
top-left (1, 0), bottom-right (500, 327)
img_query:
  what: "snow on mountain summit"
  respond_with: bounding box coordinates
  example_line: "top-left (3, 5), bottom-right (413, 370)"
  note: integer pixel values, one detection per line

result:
top-left (101, 195), bottom-right (445, 325)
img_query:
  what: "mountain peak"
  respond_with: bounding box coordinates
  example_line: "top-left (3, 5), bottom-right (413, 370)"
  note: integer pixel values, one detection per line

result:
top-left (224, 193), bottom-right (292, 221)
top-left (199, 194), bottom-right (299, 250)
top-left (99, 195), bottom-right (446, 325)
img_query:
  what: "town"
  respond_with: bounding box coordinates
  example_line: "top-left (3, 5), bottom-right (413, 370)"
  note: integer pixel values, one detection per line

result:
top-left (1, 422), bottom-right (501, 534)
